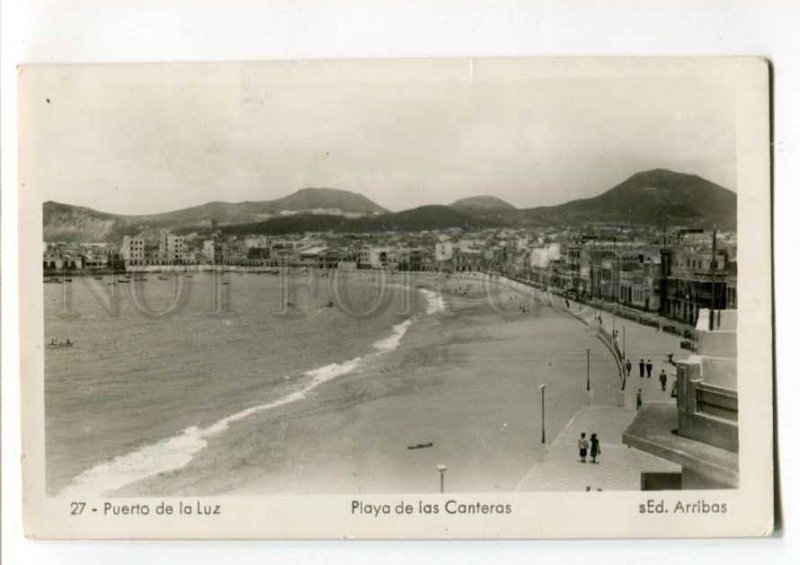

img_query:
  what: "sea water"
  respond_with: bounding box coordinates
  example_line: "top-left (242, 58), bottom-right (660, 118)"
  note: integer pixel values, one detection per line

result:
top-left (45, 271), bottom-right (444, 496)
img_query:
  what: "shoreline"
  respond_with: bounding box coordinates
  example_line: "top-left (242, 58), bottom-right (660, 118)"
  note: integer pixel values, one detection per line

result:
top-left (54, 277), bottom-right (446, 497)
top-left (51, 270), bottom-right (681, 497)
top-left (111, 274), bottom-right (624, 496)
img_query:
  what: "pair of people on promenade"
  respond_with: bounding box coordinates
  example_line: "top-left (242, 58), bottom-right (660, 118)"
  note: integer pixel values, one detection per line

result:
top-left (638, 359), bottom-right (654, 378)
top-left (578, 432), bottom-right (601, 464)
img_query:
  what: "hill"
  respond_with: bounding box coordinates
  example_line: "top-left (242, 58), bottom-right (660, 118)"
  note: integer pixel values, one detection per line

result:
top-left (43, 201), bottom-right (112, 243)
top-left (222, 205), bottom-right (499, 236)
top-left (269, 187), bottom-right (389, 215)
top-left (515, 169), bottom-right (736, 229)
top-left (43, 169), bottom-right (736, 241)
top-left (450, 195), bottom-right (517, 211)
top-left (43, 188), bottom-right (388, 242)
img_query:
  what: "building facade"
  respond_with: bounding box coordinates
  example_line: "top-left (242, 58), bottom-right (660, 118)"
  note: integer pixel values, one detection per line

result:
top-left (121, 236), bottom-right (146, 266)
top-left (158, 232), bottom-right (186, 264)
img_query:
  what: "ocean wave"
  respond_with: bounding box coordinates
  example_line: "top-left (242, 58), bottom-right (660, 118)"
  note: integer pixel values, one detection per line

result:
top-left (60, 285), bottom-right (445, 497)
top-left (59, 316), bottom-right (425, 497)
top-left (373, 319), bottom-right (414, 352)
top-left (418, 288), bottom-right (446, 315)
top-left (60, 426), bottom-right (210, 498)
top-left (59, 356), bottom-right (367, 498)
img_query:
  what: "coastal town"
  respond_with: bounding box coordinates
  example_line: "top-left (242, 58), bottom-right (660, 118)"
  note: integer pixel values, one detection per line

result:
top-left (43, 221), bottom-right (737, 329)
top-left (42, 217), bottom-right (739, 493)
top-left (43, 211), bottom-right (740, 494)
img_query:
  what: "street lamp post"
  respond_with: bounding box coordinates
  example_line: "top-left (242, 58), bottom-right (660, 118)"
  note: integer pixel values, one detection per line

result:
top-left (622, 326), bottom-right (626, 359)
top-left (586, 348), bottom-right (591, 391)
top-left (540, 384), bottom-right (547, 444)
top-left (436, 464), bottom-right (447, 494)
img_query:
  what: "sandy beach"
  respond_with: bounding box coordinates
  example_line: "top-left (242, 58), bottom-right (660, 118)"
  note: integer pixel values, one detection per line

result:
top-left (111, 273), bottom-right (624, 496)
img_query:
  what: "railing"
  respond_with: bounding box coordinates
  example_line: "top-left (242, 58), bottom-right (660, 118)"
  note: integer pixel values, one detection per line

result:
top-left (596, 325), bottom-right (627, 390)
top-left (490, 272), bottom-right (628, 390)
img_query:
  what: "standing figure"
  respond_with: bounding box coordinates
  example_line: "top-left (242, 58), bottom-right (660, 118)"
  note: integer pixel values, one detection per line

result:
top-left (659, 369), bottom-right (668, 391)
top-left (625, 359), bottom-right (632, 377)
top-left (638, 358), bottom-right (645, 378)
top-left (646, 359), bottom-right (653, 378)
top-left (578, 433), bottom-right (589, 463)
top-left (636, 389), bottom-right (643, 410)
top-left (589, 433), bottom-right (601, 464)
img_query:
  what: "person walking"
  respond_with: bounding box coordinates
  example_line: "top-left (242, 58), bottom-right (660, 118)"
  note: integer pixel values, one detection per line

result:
top-left (589, 433), bottom-right (601, 464)
top-left (578, 433), bottom-right (589, 463)
top-left (646, 359), bottom-right (653, 378)
top-left (637, 389), bottom-right (643, 410)
top-left (625, 358), bottom-right (632, 378)
top-left (638, 358), bottom-right (645, 378)
top-left (659, 369), bottom-right (668, 391)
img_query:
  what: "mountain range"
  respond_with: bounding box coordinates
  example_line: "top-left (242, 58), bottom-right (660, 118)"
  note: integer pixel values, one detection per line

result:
top-left (43, 169), bottom-right (736, 242)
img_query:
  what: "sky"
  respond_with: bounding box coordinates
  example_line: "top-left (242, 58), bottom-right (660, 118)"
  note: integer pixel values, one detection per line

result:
top-left (20, 59), bottom-right (739, 215)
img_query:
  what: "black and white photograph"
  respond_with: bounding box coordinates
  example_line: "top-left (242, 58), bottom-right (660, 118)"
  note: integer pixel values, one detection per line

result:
top-left (16, 58), bottom-right (773, 538)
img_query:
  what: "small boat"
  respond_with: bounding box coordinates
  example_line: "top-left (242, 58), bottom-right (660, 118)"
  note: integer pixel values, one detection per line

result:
top-left (407, 442), bottom-right (434, 450)
top-left (117, 279), bottom-right (130, 284)
top-left (183, 274), bottom-right (193, 278)
top-left (158, 275), bottom-right (170, 281)
top-left (46, 340), bottom-right (75, 349)
top-left (93, 275), bottom-right (103, 281)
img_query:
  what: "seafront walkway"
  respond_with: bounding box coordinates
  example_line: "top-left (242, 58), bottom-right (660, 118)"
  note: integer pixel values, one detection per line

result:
top-left (514, 405), bottom-right (680, 491)
top-left (514, 293), bottom-right (688, 491)
top-left (432, 272), bottom-right (689, 491)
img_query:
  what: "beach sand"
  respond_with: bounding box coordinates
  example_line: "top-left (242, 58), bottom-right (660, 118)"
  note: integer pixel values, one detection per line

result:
top-left (116, 274), bottom-right (622, 496)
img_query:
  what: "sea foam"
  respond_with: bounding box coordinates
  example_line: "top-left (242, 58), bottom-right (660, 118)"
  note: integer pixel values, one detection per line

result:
top-left (59, 358), bottom-right (365, 498)
top-left (373, 319), bottom-right (414, 352)
top-left (418, 288), bottom-right (446, 315)
top-left (60, 285), bottom-right (445, 497)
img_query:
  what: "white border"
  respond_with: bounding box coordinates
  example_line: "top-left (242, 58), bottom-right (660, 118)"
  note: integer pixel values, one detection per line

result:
top-left (3, 0), bottom-right (799, 563)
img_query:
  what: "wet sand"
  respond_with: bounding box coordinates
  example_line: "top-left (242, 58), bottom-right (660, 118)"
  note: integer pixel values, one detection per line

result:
top-left (118, 274), bottom-right (620, 496)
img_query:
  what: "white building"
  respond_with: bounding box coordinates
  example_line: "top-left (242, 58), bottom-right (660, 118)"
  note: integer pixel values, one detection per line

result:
top-left (244, 236), bottom-right (269, 250)
top-left (158, 232), bottom-right (186, 264)
top-left (121, 236), bottom-right (146, 266)
top-left (202, 240), bottom-right (216, 263)
top-left (357, 245), bottom-right (396, 269)
top-left (435, 241), bottom-right (454, 262)
top-left (530, 243), bottom-right (561, 269)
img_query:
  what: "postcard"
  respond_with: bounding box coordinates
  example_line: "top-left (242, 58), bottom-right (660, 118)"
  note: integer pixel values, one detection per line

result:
top-left (18, 57), bottom-right (773, 538)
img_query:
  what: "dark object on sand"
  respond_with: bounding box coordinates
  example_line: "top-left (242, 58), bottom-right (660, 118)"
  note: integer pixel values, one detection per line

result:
top-left (407, 442), bottom-right (434, 450)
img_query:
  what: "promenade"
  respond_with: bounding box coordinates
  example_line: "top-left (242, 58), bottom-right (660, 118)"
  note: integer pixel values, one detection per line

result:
top-left (516, 293), bottom-right (688, 491)
top-left (515, 405), bottom-right (680, 491)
